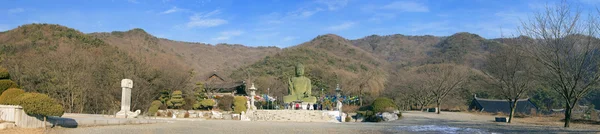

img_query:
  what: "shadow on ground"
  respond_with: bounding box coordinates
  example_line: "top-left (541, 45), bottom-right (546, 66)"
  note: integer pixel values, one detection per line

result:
top-left (47, 116), bottom-right (78, 128)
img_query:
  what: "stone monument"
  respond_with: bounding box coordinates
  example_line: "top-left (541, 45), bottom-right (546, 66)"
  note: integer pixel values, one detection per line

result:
top-left (248, 83), bottom-right (258, 110)
top-left (283, 64), bottom-right (317, 104)
top-left (116, 79), bottom-right (141, 118)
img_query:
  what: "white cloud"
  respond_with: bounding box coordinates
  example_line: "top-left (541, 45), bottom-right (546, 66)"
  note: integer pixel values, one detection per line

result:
top-left (381, 1), bottom-right (429, 12)
top-left (282, 36), bottom-right (296, 42)
top-left (160, 7), bottom-right (183, 14)
top-left (186, 10), bottom-right (228, 28)
top-left (287, 8), bottom-right (323, 19)
top-left (327, 22), bottom-right (356, 31)
top-left (316, 0), bottom-right (348, 11)
top-left (8, 8), bottom-right (24, 13)
top-left (213, 30), bottom-right (244, 41)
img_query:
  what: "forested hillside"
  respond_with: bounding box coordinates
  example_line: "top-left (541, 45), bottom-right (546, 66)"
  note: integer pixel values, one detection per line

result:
top-left (0, 24), bottom-right (279, 114)
top-left (230, 34), bottom-right (388, 104)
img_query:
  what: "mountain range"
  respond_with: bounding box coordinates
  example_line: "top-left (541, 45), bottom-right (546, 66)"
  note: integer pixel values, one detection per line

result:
top-left (0, 23), bottom-right (504, 113)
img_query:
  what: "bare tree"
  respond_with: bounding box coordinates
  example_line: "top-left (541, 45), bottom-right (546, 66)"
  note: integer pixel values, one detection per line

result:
top-left (519, 2), bottom-right (600, 127)
top-left (395, 71), bottom-right (435, 111)
top-left (346, 71), bottom-right (386, 106)
top-left (413, 64), bottom-right (471, 114)
top-left (482, 39), bottom-right (537, 123)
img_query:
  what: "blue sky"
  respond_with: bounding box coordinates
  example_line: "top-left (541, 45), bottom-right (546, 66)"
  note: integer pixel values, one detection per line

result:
top-left (1, 0), bottom-right (599, 47)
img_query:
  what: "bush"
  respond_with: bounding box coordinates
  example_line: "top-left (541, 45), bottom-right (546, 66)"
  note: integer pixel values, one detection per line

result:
top-left (182, 97), bottom-right (195, 110)
top-left (217, 95), bottom-right (234, 111)
top-left (0, 88), bottom-right (25, 105)
top-left (0, 80), bottom-right (18, 94)
top-left (148, 100), bottom-right (161, 116)
top-left (233, 96), bottom-right (247, 114)
top-left (371, 97), bottom-right (397, 113)
top-left (167, 111), bottom-right (173, 117)
top-left (0, 67), bottom-right (9, 79)
top-left (168, 90), bottom-right (185, 109)
top-left (16, 93), bottom-right (64, 117)
top-left (159, 104), bottom-right (167, 110)
top-left (345, 115), bottom-right (352, 122)
top-left (196, 99), bottom-right (215, 109)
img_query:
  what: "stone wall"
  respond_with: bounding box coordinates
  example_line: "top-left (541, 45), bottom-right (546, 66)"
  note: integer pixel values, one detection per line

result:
top-left (0, 105), bottom-right (46, 128)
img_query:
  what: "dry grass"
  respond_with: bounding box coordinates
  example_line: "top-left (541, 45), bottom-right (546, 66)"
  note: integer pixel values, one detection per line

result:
top-left (0, 128), bottom-right (44, 134)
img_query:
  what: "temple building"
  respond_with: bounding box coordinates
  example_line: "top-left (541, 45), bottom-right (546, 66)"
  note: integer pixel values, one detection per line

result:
top-left (202, 71), bottom-right (247, 96)
top-left (468, 95), bottom-right (538, 115)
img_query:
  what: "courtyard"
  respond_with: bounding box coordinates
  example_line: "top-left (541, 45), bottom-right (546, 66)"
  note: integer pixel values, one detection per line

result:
top-left (2, 111), bottom-right (589, 134)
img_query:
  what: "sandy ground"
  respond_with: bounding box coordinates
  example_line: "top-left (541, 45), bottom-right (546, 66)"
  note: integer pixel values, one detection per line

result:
top-left (3, 111), bottom-right (600, 134)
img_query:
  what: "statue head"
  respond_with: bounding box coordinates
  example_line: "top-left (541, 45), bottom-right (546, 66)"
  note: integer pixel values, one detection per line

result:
top-left (295, 63), bottom-right (304, 77)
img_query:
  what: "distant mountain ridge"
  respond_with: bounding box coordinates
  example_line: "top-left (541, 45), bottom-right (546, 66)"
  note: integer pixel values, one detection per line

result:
top-left (0, 23), bottom-right (508, 113)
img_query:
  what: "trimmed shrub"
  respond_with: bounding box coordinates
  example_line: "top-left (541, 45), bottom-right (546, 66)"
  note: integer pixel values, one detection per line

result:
top-left (233, 96), bottom-right (247, 114)
top-left (217, 95), bottom-right (234, 111)
top-left (148, 100), bottom-right (161, 116)
top-left (17, 93), bottom-right (64, 117)
top-left (0, 67), bottom-right (9, 79)
top-left (0, 80), bottom-right (18, 94)
top-left (0, 88), bottom-right (25, 105)
top-left (168, 90), bottom-right (185, 109)
top-left (345, 115), bottom-right (352, 122)
top-left (371, 97), bottom-right (397, 113)
top-left (195, 99), bottom-right (215, 109)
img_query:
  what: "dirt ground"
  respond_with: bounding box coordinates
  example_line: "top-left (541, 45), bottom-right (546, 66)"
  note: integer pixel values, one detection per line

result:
top-left (0, 128), bottom-right (44, 134)
top-left (3, 111), bottom-right (600, 134)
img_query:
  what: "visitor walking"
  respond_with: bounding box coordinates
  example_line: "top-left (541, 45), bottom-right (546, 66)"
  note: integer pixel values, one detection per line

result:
top-left (313, 103), bottom-right (317, 110)
top-left (307, 103), bottom-right (311, 110)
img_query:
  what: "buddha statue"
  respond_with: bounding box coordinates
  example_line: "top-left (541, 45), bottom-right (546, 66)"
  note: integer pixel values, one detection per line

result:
top-left (283, 64), bottom-right (317, 104)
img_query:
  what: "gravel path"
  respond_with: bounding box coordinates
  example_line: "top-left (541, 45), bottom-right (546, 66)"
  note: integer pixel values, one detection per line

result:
top-left (44, 111), bottom-right (600, 134)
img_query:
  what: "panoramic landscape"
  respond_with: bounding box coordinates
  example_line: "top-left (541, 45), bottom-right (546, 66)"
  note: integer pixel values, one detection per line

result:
top-left (1, 0), bottom-right (600, 133)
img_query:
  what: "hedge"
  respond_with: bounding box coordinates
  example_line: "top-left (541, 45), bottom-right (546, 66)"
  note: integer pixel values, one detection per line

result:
top-left (0, 67), bottom-right (9, 79)
top-left (17, 93), bottom-right (64, 117)
top-left (194, 99), bottom-right (215, 109)
top-left (233, 96), bottom-right (247, 114)
top-left (371, 97), bottom-right (397, 113)
top-left (0, 80), bottom-right (18, 94)
top-left (148, 100), bottom-right (161, 116)
top-left (0, 88), bottom-right (25, 105)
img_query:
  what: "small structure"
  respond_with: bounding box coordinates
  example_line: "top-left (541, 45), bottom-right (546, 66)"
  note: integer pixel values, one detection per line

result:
top-left (468, 95), bottom-right (538, 115)
top-left (116, 79), bottom-right (141, 118)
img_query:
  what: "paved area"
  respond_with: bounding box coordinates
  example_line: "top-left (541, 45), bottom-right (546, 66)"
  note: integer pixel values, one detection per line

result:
top-left (43, 111), bottom-right (600, 134)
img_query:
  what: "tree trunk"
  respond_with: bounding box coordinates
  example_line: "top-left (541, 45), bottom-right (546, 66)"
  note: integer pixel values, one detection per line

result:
top-left (508, 100), bottom-right (517, 123)
top-left (436, 99), bottom-right (441, 114)
top-left (564, 106), bottom-right (572, 127)
top-left (359, 90), bottom-right (363, 106)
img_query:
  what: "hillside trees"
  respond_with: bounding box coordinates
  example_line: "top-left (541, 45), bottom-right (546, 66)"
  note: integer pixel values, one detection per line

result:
top-left (482, 40), bottom-right (537, 123)
top-left (519, 2), bottom-right (600, 127)
top-left (0, 24), bottom-right (193, 114)
top-left (413, 64), bottom-right (472, 114)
